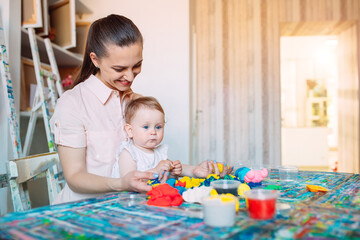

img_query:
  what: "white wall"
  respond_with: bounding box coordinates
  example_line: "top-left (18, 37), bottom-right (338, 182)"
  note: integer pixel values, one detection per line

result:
top-left (79, 0), bottom-right (190, 163)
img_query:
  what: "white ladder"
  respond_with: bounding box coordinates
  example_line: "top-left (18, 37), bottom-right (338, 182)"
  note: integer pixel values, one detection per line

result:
top-left (0, 22), bottom-right (63, 211)
top-left (0, 13), bottom-right (24, 211)
top-left (22, 28), bottom-right (64, 156)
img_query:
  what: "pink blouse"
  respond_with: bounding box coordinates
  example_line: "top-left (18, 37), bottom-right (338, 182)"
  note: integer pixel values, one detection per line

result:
top-left (50, 74), bottom-right (136, 204)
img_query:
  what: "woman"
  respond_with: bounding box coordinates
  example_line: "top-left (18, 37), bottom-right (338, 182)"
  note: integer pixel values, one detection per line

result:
top-left (50, 14), bottom-right (231, 204)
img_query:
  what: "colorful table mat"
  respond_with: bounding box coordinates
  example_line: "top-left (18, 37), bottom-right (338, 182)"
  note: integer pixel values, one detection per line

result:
top-left (0, 170), bottom-right (359, 239)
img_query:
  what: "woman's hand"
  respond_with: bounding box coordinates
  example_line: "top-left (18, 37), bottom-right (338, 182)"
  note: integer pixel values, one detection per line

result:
top-left (120, 171), bottom-right (158, 192)
top-left (191, 160), bottom-right (233, 178)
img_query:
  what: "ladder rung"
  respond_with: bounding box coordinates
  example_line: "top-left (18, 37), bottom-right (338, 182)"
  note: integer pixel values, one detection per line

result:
top-left (40, 69), bottom-right (57, 79)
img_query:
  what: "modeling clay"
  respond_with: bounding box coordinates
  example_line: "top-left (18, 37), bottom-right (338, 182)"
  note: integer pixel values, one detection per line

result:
top-left (175, 180), bottom-right (186, 187)
top-left (223, 174), bottom-right (236, 180)
top-left (166, 178), bottom-right (177, 187)
top-left (210, 189), bottom-right (218, 196)
top-left (306, 184), bottom-right (329, 192)
top-left (243, 168), bottom-right (268, 183)
top-left (147, 183), bottom-right (183, 206)
top-left (235, 167), bottom-right (251, 181)
top-left (174, 186), bottom-right (186, 195)
top-left (182, 186), bottom-right (212, 203)
top-left (237, 183), bottom-right (251, 196)
top-left (234, 167), bottom-right (268, 183)
top-left (208, 194), bottom-right (239, 212)
top-left (147, 178), bottom-right (161, 187)
top-left (212, 163), bottom-right (229, 173)
top-left (178, 176), bottom-right (205, 188)
top-left (201, 174), bottom-right (220, 187)
top-left (264, 185), bottom-right (282, 190)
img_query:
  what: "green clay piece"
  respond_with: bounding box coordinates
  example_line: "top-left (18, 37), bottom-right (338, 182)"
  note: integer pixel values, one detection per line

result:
top-left (223, 175), bottom-right (234, 180)
top-left (264, 185), bottom-right (282, 190)
top-left (43, 219), bottom-right (51, 224)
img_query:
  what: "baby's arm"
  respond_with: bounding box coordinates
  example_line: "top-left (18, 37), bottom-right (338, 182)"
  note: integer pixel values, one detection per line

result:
top-left (118, 150), bottom-right (138, 177)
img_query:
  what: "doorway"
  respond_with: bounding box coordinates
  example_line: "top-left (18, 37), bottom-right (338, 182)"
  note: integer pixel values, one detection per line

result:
top-left (281, 36), bottom-right (338, 172)
top-left (280, 22), bottom-right (359, 174)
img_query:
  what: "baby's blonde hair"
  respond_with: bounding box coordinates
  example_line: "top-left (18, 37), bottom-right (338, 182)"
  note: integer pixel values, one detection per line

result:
top-left (125, 96), bottom-right (165, 123)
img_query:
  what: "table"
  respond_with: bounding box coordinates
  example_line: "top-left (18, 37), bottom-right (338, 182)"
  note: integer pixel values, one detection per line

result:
top-left (0, 170), bottom-right (359, 239)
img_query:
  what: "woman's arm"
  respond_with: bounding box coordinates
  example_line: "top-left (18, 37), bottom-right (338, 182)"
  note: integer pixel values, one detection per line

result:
top-left (58, 145), bottom-right (155, 193)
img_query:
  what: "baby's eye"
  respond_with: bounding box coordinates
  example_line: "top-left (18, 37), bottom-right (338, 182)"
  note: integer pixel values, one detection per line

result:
top-left (143, 125), bottom-right (149, 129)
top-left (155, 125), bottom-right (162, 130)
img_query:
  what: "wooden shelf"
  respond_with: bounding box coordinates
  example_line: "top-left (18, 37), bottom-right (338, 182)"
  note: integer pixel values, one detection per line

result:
top-left (21, 28), bottom-right (82, 67)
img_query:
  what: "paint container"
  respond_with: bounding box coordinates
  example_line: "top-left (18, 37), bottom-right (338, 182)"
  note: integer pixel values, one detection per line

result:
top-left (210, 180), bottom-right (240, 196)
top-left (244, 189), bottom-right (279, 220)
top-left (279, 166), bottom-right (298, 182)
top-left (202, 196), bottom-right (237, 227)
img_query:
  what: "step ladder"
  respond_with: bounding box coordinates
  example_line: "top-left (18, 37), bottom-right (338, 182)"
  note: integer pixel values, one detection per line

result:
top-left (0, 12), bottom-right (24, 211)
top-left (22, 28), bottom-right (64, 157)
top-left (0, 20), bottom-right (63, 211)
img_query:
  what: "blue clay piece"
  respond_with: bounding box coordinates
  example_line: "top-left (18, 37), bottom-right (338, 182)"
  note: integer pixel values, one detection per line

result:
top-left (166, 178), bottom-right (177, 187)
top-left (248, 182), bottom-right (262, 188)
top-left (234, 167), bottom-right (251, 181)
top-left (147, 178), bottom-right (161, 186)
top-left (174, 186), bottom-right (186, 195)
top-left (223, 175), bottom-right (235, 180)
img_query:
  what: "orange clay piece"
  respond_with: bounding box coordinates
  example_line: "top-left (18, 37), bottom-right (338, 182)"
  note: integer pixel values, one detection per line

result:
top-left (306, 184), bottom-right (329, 192)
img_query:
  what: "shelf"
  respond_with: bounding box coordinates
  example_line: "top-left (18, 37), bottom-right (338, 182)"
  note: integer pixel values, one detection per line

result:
top-left (48, 0), bottom-right (92, 14)
top-left (21, 28), bottom-right (82, 67)
top-left (75, 0), bottom-right (93, 16)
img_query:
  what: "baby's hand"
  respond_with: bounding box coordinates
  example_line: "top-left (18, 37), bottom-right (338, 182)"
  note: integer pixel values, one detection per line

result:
top-left (155, 160), bottom-right (173, 182)
top-left (170, 160), bottom-right (182, 177)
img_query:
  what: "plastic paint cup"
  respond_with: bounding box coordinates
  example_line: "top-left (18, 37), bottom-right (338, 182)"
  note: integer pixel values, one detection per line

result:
top-left (210, 180), bottom-right (240, 196)
top-left (279, 166), bottom-right (298, 182)
top-left (244, 189), bottom-right (279, 220)
top-left (202, 196), bottom-right (237, 227)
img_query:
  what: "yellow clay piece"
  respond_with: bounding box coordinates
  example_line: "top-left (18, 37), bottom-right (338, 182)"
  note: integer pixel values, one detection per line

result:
top-left (219, 194), bottom-right (239, 212)
top-left (212, 163), bottom-right (229, 173)
top-left (179, 176), bottom-right (206, 188)
top-left (210, 189), bottom-right (218, 196)
top-left (218, 163), bottom-right (224, 173)
top-left (306, 184), bottom-right (329, 192)
top-left (205, 194), bottom-right (239, 212)
top-left (237, 184), bottom-right (251, 197)
top-left (207, 174), bottom-right (220, 180)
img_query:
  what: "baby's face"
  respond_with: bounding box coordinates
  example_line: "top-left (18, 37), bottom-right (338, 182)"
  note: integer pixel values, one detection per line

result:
top-left (127, 108), bottom-right (165, 152)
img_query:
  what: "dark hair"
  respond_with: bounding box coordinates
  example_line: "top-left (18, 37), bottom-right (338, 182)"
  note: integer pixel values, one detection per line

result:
top-left (72, 14), bottom-right (143, 87)
top-left (125, 96), bottom-right (165, 124)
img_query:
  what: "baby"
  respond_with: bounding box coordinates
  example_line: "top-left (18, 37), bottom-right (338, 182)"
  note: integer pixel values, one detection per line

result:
top-left (111, 96), bottom-right (182, 182)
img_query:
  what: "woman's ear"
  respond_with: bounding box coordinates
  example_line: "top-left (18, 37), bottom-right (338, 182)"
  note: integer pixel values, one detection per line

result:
top-left (124, 124), bottom-right (133, 138)
top-left (89, 52), bottom-right (99, 68)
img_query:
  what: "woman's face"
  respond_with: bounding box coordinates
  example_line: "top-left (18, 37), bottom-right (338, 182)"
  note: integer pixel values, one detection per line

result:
top-left (91, 42), bottom-right (143, 93)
